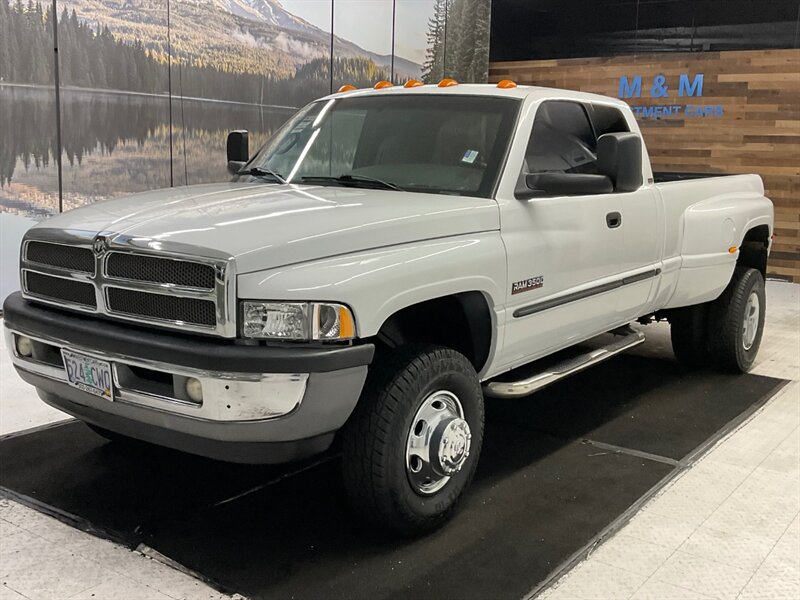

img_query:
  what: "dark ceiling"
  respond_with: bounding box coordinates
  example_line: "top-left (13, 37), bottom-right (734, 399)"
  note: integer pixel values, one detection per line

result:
top-left (489, 0), bottom-right (800, 61)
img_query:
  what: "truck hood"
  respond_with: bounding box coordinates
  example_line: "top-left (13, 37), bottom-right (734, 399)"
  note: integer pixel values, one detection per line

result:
top-left (34, 183), bottom-right (500, 273)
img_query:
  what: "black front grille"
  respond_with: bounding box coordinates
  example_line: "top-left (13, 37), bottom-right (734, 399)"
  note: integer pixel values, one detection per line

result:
top-left (25, 272), bottom-right (97, 308)
top-left (107, 288), bottom-right (216, 327)
top-left (26, 242), bottom-right (94, 274)
top-left (106, 253), bottom-right (215, 289)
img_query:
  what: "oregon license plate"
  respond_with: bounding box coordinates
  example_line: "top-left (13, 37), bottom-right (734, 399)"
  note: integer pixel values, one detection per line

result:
top-left (61, 349), bottom-right (114, 401)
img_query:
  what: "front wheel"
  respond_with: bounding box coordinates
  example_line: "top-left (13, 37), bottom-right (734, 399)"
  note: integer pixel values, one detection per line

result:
top-left (341, 344), bottom-right (484, 535)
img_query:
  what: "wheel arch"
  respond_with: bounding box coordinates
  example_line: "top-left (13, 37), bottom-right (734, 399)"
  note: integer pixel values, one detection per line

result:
top-left (371, 291), bottom-right (495, 375)
top-left (737, 224), bottom-right (771, 277)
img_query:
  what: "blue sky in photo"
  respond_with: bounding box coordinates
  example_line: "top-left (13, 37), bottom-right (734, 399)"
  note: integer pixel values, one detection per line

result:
top-left (281, 0), bottom-right (436, 63)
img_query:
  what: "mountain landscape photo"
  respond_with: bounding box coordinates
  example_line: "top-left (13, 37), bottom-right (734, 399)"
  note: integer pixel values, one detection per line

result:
top-left (1, 0), bottom-right (491, 218)
top-left (54, 0), bottom-right (422, 82)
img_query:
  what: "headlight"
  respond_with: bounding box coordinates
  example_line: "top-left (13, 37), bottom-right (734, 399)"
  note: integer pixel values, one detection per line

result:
top-left (241, 301), bottom-right (356, 341)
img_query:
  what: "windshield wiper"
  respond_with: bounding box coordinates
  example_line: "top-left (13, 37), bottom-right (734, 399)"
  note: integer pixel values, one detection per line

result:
top-left (299, 174), bottom-right (402, 191)
top-left (238, 166), bottom-right (286, 184)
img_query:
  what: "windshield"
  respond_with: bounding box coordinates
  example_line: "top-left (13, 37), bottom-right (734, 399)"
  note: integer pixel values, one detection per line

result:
top-left (243, 95), bottom-right (520, 198)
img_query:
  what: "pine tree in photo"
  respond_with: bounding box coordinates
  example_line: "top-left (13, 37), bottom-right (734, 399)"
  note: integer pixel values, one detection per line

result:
top-left (468, 0), bottom-right (491, 82)
top-left (422, 0), bottom-right (447, 83)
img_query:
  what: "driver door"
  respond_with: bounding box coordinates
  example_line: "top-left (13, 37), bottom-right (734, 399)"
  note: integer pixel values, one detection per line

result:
top-left (498, 101), bottom-right (626, 369)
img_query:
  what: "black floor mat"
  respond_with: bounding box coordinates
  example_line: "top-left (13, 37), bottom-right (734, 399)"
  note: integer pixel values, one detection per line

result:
top-left (486, 354), bottom-right (781, 460)
top-left (0, 355), bottom-right (785, 600)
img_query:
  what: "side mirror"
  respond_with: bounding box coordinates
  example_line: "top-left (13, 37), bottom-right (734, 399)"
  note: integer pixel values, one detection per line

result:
top-left (516, 172), bottom-right (614, 199)
top-left (597, 132), bottom-right (642, 192)
top-left (227, 130), bottom-right (249, 175)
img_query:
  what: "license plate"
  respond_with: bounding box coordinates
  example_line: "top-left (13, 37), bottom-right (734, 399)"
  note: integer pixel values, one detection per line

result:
top-left (61, 349), bottom-right (114, 401)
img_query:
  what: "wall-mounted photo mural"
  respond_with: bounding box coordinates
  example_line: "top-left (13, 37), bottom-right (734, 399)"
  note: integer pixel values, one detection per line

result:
top-left (0, 0), bottom-right (492, 221)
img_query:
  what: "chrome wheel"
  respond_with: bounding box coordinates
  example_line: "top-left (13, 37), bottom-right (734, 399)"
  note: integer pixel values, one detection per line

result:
top-left (742, 291), bottom-right (760, 350)
top-left (405, 390), bottom-right (472, 495)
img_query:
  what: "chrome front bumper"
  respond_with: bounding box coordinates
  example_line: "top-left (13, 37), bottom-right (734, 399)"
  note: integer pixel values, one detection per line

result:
top-left (5, 327), bottom-right (308, 422)
top-left (3, 292), bottom-right (373, 462)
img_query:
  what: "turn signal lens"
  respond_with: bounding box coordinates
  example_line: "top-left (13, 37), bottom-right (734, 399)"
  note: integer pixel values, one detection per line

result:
top-left (497, 79), bottom-right (517, 89)
top-left (728, 246), bottom-right (738, 254)
top-left (404, 79), bottom-right (423, 88)
top-left (338, 84), bottom-right (357, 93)
top-left (313, 304), bottom-right (356, 340)
top-left (338, 306), bottom-right (356, 339)
top-left (374, 80), bottom-right (393, 89)
top-left (15, 335), bottom-right (33, 357)
top-left (438, 78), bottom-right (458, 87)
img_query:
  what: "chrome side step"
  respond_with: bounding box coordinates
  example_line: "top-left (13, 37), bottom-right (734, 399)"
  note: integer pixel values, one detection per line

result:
top-left (483, 326), bottom-right (645, 399)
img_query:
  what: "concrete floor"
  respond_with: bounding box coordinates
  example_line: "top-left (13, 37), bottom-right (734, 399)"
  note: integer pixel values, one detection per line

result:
top-left (0, 281), bottom-right (798, 600)
top-left (539, 280), bottom-right (800, 600)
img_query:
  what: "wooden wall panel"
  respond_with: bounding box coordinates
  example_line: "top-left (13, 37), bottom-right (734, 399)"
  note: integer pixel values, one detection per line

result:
top-left (490, 49), bottom-right (800, 282)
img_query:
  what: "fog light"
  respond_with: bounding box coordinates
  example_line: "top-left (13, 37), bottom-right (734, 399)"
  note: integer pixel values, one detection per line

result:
top-left (185, 377), bottom-right (203, 403)
top-left (15, 335), bottom-right (33, 357)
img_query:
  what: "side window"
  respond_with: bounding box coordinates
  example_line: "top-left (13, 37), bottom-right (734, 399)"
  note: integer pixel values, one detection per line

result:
top-left (591, 104), bottom-right (630, 137)
top-left (524, 101), bottom-right (597, 174)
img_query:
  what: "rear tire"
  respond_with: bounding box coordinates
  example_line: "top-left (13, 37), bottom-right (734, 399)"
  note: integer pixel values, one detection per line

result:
top-left (709, 267), bottom-right (766, 373)
top-left (341, 344), bottom-right (484, 536)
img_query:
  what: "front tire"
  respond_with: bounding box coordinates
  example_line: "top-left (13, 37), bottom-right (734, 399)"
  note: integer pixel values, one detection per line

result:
top-left (341, 344), bottom-right (484, 535)
top-left (709, 267), bottom-right (766, 372)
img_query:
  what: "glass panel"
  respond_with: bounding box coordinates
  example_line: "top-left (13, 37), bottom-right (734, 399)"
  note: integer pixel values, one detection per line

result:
top-left (591, 105), bottom-right (630, 137)
top-left (526, 102), bottom-right (598, 174)
top-left (1, 1), bottom-right (59, 218)
top-left (0, 1), bottom-right (58, 299)
top-left (280, 0), bottom-right (336, 100)
top-left (444, 0), bottom-right (492, 82)
top-left (250, 94), bottom-right (520, 198)
top-left (169, 0), bottom-right (328, 185)
top-left (332, 0), bottom-right (394, 91)
top-left (394, 0), bottom-right (436, 83)
top-left (55, 0), bottom-right (171, 210)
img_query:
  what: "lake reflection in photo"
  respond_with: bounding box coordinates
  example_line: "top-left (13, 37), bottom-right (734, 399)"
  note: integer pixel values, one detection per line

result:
top-left (0, 85), bottom-right (294, 219)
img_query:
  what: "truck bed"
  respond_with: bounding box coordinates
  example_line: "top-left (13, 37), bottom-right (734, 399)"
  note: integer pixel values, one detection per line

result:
top-left (653, 172), bottom-right (735, 183)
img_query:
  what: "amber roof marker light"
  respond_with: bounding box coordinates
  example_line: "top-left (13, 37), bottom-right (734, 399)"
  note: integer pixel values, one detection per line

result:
top-left (404, 79), bottom-right (423, 88)
top-left (374, 80), bottom-right (393, 89)
top-left (438, 78), bottom-right (459, 87)
top-left (338, 84), bottom-right (357, 93)
top-left (497, 79), bottom-right (517, 89)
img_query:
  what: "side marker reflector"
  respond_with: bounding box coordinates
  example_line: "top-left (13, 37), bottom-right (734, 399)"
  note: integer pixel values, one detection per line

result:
top-left (728, 246), bottom-right (738, 253)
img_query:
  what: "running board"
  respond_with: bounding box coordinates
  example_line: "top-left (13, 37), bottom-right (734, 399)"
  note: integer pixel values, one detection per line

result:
top-left (483, 326), bottom-right (645, 399)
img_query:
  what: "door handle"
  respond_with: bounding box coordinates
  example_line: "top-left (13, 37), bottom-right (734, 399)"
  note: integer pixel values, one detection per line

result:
top-left (606, 212), bottom-right (622, 229)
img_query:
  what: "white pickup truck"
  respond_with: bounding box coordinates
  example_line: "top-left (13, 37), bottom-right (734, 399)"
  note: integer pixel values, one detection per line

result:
top-left (4, 81), bottom-right (773, 534)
